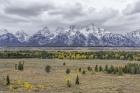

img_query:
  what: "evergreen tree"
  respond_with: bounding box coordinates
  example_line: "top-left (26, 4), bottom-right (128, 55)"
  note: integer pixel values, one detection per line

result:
top-left (104, 65), bottom-right (108, 72)
top-left (15, 64), bottom-right (17, 70)
top-left (79, 67), bottom-right (82, 72)
top-left (107, 65), bottom-right (115, 74)
top-left (75, 75), bottom-right (80, 85)
top-left (99, 66), bottom-right (103, 72)
top-left (113, 67), bottom-right (118, 74)
top-left (18, 62), bottom-right (24, 71)
top-left (95, 65), bottom-right (98, 72)
top-left (118, 67), bottom-right (123, 76)
top-left (6, 75), bottom-right (10, 85)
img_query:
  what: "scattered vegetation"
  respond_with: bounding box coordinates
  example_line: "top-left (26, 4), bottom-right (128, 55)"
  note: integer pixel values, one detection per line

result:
top-left (45, 65), bottom-right (51, 73)
top-left (63, 62), bottom-right (66, 66)
top-left (66, 68), bottom-right (71, 74)
top-left (82, 70), bottom-right (86, 75)
top-left (1, 59), bottom-right (140, 93)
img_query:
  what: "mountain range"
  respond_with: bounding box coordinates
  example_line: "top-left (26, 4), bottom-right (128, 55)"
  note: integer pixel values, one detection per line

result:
top-left (0, 24), bottom-right (140, 47)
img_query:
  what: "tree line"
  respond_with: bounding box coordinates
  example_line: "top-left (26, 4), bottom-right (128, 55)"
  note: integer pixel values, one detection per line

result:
top-left (0, 50), bottom-right (140, 60)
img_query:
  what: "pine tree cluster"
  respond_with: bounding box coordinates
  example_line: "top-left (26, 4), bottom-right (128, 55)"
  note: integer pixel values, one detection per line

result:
top-left (94, 63), bottom-right (140, 75)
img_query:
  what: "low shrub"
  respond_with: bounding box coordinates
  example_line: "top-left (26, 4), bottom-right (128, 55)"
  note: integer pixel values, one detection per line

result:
top-left (45, 65), bottom-right (51, 73)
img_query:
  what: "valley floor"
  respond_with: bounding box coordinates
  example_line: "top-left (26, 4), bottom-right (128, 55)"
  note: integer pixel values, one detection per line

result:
top-left (0, 59), bottom-right (140, 93)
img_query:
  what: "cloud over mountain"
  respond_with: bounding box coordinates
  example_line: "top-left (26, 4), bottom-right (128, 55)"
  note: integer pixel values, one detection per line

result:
top-left (0, 0), bottom-right (139, 34)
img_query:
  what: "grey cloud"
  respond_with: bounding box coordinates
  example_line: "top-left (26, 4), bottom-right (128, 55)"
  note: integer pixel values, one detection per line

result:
top-left (0, 13), bottom-right (28, 23)
top-left (48, 3), bottom-right (85, 20)
top-left (0, 0), bottom-right (139, 34)
top-left (72, 8), bottom-right (119, 26)
top-left (124, 1), bottom-right (140, 15)
top-left (103, 13), bottom-right (140, 33)
top-left (4, 3), bottom-right (55, 17)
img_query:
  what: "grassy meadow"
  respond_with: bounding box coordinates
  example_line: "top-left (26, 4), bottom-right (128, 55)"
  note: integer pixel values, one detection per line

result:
top-left (0, 59), bottom-right (140, 93)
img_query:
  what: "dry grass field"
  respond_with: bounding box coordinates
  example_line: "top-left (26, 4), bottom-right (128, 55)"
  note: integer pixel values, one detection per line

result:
top-left (0, 59), bottom-right (140, 93)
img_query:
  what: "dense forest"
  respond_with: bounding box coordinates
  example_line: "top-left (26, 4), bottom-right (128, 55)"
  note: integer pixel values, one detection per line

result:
top-left (0, 51), bottom-right (140, 61)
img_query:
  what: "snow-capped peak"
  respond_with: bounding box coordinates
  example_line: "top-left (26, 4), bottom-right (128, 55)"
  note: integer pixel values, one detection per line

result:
top-left (66, 25), bottom-right (79, 36)
top-left (0, 24), bottom-right (138, 47)
top-left (15, 30), bottom-right (29, 42)
top-left (80, 24), bottom-right (110, 38)
top-left (126, 29), bottom-right (140, 45)
top-left (55, 26), bottom-right (65, 35)
top-left (126, 29), bottom-right (140, 37)
top-left (37, 26), bottom-right (54, 37)
top-left (0, 29), bottom-right (9, 36)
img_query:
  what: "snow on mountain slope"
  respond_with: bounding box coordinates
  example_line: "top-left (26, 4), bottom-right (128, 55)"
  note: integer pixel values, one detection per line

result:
top-left (0, 24), bottom-right (139, 47)
top-left (29, 26), bottom-right (54, 46)
top-left (88, 34), bottom-right (99, 46)
top-left (15, 30), bottom-right (29, 43)
top-left (36, 26), bottom-right (54, 38)
top-left (80, 24), bottom-right (110, 38)
top-left (51, 24), bottom-right (108, 46)
top-left (0, 29), bottom-right (20, 46)
top-left (101, 33), bottom-right (135, 46)
top-left (126, 29), bottom-right (140, 45)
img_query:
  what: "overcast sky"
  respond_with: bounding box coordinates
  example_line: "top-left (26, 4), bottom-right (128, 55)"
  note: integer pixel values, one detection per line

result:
top-left (0, 0), bottom-right (140, 34)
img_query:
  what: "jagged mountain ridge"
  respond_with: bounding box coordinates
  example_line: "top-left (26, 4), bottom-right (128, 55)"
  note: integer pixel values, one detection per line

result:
top-left (0, 24), bottom-right (139, 47)
top-left (15, 30), bottom-right (30, 43)
top-left (126, 29), bottom-right (140, 46)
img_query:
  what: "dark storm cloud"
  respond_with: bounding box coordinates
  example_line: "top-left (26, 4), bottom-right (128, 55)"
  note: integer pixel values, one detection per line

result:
top-left (4, 3), bottom-right (55, 17)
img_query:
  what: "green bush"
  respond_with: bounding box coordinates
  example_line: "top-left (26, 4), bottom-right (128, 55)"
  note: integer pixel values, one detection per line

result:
top-left (63, 62), bottom-right (66, 66)
top-left (66, 68), bottom-right (71, 74)
top-left (45, 65), bottom-right (51, 73)
top-left (78, 67), bottom-right (82, 72)
top-left (18, 62), bottom-right (24, 71)
top-left (82, 70), bottom-right (86, 75)
top-left (87, 66), bottom-right (92, 71)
